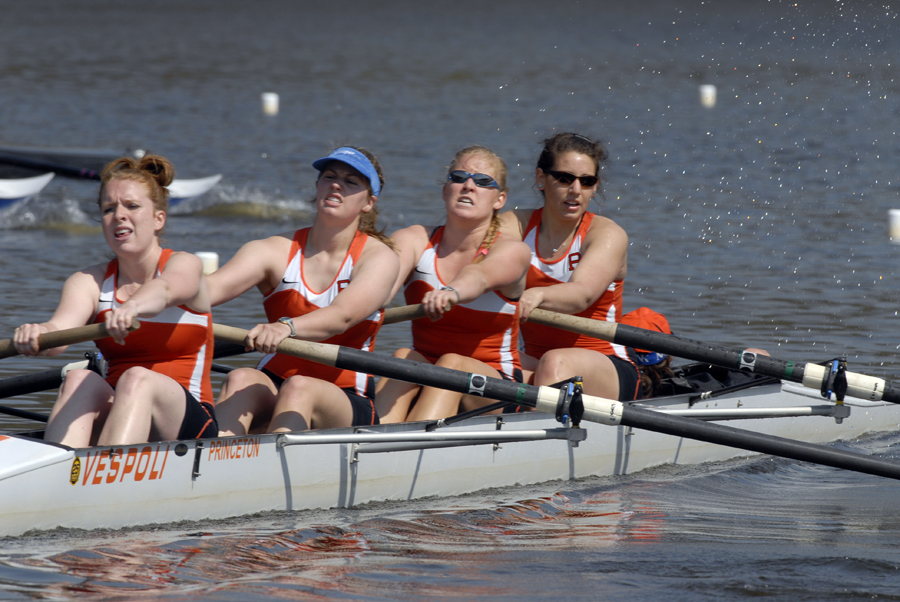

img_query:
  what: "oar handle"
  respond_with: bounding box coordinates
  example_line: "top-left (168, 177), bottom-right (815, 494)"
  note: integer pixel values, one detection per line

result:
top-left (212, 324), bottom-right (340, 368)
top-left (383, 305), bottom-right (426, 325)
top-left (0, 319), bottom-right (140, 359)
top-left (527, 308), bottom-right (618, 340)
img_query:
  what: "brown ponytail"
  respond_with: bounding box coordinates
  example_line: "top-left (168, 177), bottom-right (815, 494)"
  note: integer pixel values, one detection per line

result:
top-left (345, 147), bottom-right (396, 252)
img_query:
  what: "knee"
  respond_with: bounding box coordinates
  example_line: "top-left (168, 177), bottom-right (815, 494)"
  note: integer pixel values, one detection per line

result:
top-left (277, 376), bottom-right (315, 408)
top-left (221, 367), bottom-right (264, 392)
top-left (60, 368), bottom-right (99, 391)
top-left (434, 353), bottom-right (468, 371)
top-left (534, 352), bottom-right (571, 384)
top-left (392, 347), bottom-right (414, 359)
top-left (114, 366), bottom-right (154, 395)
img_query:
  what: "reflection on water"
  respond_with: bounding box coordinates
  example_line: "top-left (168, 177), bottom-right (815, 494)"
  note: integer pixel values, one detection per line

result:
top-left (4, 434), bottom-right (900, 600)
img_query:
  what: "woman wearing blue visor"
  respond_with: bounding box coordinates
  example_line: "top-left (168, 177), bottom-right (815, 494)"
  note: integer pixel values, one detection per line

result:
top-left (208, 146), bottom-right (399, 435)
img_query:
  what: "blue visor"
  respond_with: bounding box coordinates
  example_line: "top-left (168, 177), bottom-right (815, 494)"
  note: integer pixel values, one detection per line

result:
top-left (312, 147), bottom-right (381, 197)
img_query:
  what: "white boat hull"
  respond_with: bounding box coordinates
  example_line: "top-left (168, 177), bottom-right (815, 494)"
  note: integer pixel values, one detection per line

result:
top-left (167, 174), bottom-right (222, 205)
top-left (2, 381), bottom-right (899, 537)
top-left (0, 172), bottom-right (54, 209)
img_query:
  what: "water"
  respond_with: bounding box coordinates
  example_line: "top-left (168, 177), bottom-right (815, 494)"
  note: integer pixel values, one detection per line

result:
top-left (2, 0), bottom-right (900, 598)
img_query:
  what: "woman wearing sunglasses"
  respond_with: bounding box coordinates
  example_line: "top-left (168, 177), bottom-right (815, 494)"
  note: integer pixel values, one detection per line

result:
top-left (375, 146), bottom-right (531, 422)
top-left (208, 147), bottom-right (400, 434)
top-left (500, 132), bottom-right (642, 403)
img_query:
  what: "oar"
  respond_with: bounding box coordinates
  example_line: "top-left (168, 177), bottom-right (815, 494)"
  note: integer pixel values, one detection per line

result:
top-left (383, 304), bottom-right (900, 405)
top-left (0, 320), bottom-right (139, 360)
top-left (384, 304), bottom-right (425, 325)
top-left (0, 153), bottom-right (102, 180)
top-left (0, 354), bottom-right (107, 422)
top-left (214, 323), bottom-right (900, 481)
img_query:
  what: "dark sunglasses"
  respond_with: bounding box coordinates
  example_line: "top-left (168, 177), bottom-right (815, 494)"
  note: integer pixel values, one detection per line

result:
top-left (447, 170), bottom-right (500, 190)
top-left (545, 169), bottom-right (599, 187)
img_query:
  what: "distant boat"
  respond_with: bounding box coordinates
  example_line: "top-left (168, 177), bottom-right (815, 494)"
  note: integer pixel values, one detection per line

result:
top-left (167, 174), bottom-right (223, 206)
top-left (0, 144), bottom-right (222, 206)
top-left (0, 144), bottom-right (127, 179)
top-left (0, 173), bottom-right (55, 210)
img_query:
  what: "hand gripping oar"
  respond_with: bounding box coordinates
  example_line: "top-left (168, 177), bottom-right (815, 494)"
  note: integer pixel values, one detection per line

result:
top-left (213, 323), bottom-right (900, 481)
top-left (0, 320), bottom-right (140, 360)
top-left (383, 304), bottom-right (897, 405)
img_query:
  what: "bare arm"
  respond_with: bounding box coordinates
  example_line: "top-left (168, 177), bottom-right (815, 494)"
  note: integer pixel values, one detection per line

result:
top-left (423, 236), bottom-right (531, 320)
top-left (386, 225), bottom-right (430, 302)
top-left (246, 238), bottom-right (401, 354)
top-left (520, 217), bottom-right (628, 320)
top-left (206, 236), bottom-right (291, 307)
top-left (13, 267), bottom-right (103, 356)
top-left (103, 252), bottom-right (208, 344)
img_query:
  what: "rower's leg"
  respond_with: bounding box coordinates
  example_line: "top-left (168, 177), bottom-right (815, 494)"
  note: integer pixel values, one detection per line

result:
top-left (44, 369), bottom-right (114, 448)
top-left (96, 367), bottom-right (187, 446)
top-left (215, 368), bottom-right (278, 436)
top-left (375, 347), bottom-right (428, 423)
top-left (267, 376), bottom-right (353, 433)
top-left (406, 354), bottom-right (505, 421)
top-left (533, 348), bottom-right (621, 400)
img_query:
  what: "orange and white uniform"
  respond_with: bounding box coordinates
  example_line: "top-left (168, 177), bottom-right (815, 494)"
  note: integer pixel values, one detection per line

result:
top-left (257, 228), bottom-right (383, 398)
top-left (405, 227), bottom-right (522, 381)
top-left (521, 208), bottom-right (632, 363)
top-left (94, 249), bottom-right (215, 407)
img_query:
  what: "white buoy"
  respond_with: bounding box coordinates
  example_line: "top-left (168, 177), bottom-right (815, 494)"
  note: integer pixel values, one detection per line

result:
top-left (699, 84), bottom-right (717, 108)
top-left (195, 252), bottom-right (219, 275)
top-left (889, 210), bottom-right (900, 244)
top-left (261, 92), bottom-right (279, 115)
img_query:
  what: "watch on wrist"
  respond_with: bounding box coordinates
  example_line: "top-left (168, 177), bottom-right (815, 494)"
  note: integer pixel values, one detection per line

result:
top-left (276, 317), bottom-right (296, 338)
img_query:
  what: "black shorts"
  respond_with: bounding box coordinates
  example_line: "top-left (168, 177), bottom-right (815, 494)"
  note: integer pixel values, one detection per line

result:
top-left (611, 354), bottom-right (642, 401)
top-left (176, 386), bottom-right (218, 440)
top-left (262, 369), bottom-right (380, 427)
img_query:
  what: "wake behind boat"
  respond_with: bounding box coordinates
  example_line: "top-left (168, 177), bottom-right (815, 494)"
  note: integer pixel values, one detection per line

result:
top-left (2, 361), bottom-right (898, 538)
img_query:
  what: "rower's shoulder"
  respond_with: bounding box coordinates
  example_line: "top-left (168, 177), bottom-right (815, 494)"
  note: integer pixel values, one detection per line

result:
top-left (585, 213), bottom-right (628, 243)
top-left (498, 208), bottom-right (535, 239)
top-left (390, 224), bottom-right (433, 250)
top-left (60, 263), bottom-right (106, 295)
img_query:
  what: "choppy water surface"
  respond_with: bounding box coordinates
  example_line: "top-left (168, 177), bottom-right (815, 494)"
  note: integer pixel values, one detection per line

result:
top-left (2, 0), bottom-right (900, 599)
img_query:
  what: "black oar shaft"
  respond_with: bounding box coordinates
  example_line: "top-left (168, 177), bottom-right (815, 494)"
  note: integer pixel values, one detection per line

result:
top-left (527, 309), bottom-right (895, 405)
top-left (618, 404), bottom-right (900, 480)
top-left (0, 367), bottom-right (64, 400)
top-left (0, 153), bottom-right (102, 180)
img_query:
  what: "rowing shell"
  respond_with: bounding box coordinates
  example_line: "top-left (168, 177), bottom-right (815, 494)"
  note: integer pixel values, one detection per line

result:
top-left (2, 374), bottom-right (897, 537)
top-left (0, 173), bottom-right (55, 210)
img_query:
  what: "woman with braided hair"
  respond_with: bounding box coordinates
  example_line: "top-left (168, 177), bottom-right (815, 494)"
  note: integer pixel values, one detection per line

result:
top-left (375, 146), bottom-right (531, 422)
top-left (13, 155), bottom-right (218, 447)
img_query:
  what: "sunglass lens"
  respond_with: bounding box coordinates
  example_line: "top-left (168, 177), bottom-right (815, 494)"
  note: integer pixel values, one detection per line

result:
top-left (553, 171), bottom-right (576, 185)
top-left (581, 176), bottom-right (599, 186)
top-left (448, 171), bottom-right (467, 184)
top-left (472, 175), bottom-right (496, 188)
